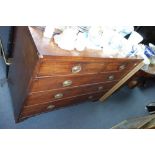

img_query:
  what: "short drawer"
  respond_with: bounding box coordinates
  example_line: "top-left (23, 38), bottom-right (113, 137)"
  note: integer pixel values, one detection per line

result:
top-left (26, 81), bottom-right (117, 106)
top-left (20, 92), bottom-right (106, 118)
top-left (30, 71), bottom-right (124, 92)
top-left (37, 59), bottom-right (139, 77)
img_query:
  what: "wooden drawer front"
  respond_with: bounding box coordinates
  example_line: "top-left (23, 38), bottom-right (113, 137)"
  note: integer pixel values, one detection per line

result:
top-left (37, 60), bottom-right (138, 77)
top-left (26, 81), bottom-right (116, 106)
top-left (30, 71), bottom-right (125, 92)
top-left (21, 92), bottom-right (105, 118)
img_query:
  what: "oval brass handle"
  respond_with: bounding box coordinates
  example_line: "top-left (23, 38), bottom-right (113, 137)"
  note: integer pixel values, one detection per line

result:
top-left (47, 104), bottom-right (55, 110)
top-left (108, 75), bottom-right (114, 81)
top-left (72, 65), bottom-right (81, 73)
top-left (63, 80), bottom-right (72, 87)
top-left (98, 86), bottom-right (103, 91)
top-left (119, 64), bottom-right (126, 70)
top-left (54, 93), bottom-right (63, 99)
top-left (88, 95), bottom-right (93, 100)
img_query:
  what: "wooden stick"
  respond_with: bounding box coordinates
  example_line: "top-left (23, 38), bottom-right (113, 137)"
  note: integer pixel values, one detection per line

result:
top-left (99, 61), bottom-right (144, 102)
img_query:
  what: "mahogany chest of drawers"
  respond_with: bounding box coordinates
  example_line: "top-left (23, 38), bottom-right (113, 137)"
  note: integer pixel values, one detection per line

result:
top-left (8, 26), bottom-right (143, 122)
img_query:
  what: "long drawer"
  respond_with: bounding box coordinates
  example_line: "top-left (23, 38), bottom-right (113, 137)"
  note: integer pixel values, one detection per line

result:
top-left (37, 59), bottom-right (139, 77)
top-left (21, 92), bottom-right (106, 118)
top-left (26, 81), bottom-right (116, 106)
top-left (30, 71), bottom-right (125, 92)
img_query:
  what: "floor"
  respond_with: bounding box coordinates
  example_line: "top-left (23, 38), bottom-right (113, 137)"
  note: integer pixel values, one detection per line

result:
top-left (0, 58), bottom-right (154, 129)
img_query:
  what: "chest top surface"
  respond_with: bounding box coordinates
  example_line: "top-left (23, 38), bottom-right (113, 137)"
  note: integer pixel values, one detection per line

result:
top-left (28, 26), bottom-right (141, 61)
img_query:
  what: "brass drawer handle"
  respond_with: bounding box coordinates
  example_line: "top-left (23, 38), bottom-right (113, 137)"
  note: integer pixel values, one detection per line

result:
top-left (72, 65), bottom-right (82, 73)
top-left (119, 64), bottom-right (126, 70)
top-left (108, 75), bottom-right (114, 81)
top-left (47, 104), bottom-right (55, 110)
top-left (63, 80), bottom-right (72, 87)
top-left (98, 86), bottom-right (103, 91)
top-left (88, 95), bottom-right (93, 100)
top-left (54, 93), bottom-right (63, 99)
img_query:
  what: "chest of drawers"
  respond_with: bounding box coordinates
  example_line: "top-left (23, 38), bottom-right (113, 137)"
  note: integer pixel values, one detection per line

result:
top-left (8, 26), bottom-right (143, 122)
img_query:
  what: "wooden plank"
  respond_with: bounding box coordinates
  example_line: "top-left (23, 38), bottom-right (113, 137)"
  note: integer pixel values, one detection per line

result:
top-left (112, 114), bottom-right (155, 129)
top-left (99, 61), bottom-right (144, 102)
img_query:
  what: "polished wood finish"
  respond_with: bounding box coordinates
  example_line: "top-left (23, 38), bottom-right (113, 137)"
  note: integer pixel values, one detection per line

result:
top-left (8, 26), bottom-right (143, 122)
top-left (26, 81), bottom-right (116, 106)
top-left (21, 92), bottom-right (106, 119)
top-left (37, 59), bottom-right (138, 77)
top-left (30, 71), bottom-right (128, 92)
